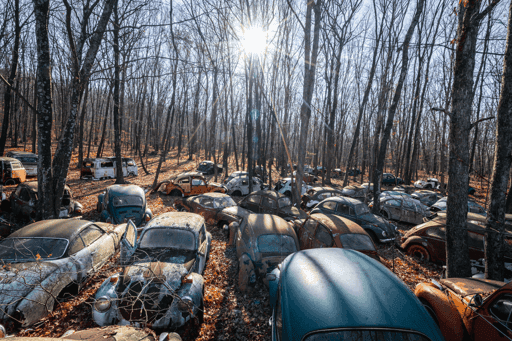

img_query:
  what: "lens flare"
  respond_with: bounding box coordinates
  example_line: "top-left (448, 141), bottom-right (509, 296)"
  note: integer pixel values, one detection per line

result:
top-left (242, 27), bottom-right (267, 55)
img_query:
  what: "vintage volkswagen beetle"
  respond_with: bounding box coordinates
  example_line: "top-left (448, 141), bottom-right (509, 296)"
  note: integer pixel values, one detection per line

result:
top-left (340, 185), bottom-right (367, 203)
top-left (93, 212), bottom-right (211, 329)
top-left (154, 172), bottom-right (226, 197)
top-left (267, 248), bottom-right (445, 341)
top-left (274, 178), bottom-right (310, 197)
top-left (0, 157), bottom-right (26, 186)
top-left (311, 196), bottom-right (398, 244)
top-left (292, 213), bottom-right (381, 262)
top-left (224, 175), bottom-right (263, 196)
top-left (301, 186), bottom-right (343, 209)
top-left (415, 278), bottom-right (512, 341)
top-left (235, 214), bottom-right (299, 292)
top-left (411, 190), bottom-right (444, 207)
top-left (240, 190), bottom-right (307, 221)
top-left (0, 219), bottom-right (127, 327)
top-left (97, 184), bottom-right (152, 226)
top-left (373, 194), bottom-right (429, 225)
top-left (10, 182), bottom-right (82, 220)
top-left (382, 172), bottom-right (404, 186)
top-left (430, 197), bottom-right (486, 216)
top-left (223, 171), bottom-right (248, 184)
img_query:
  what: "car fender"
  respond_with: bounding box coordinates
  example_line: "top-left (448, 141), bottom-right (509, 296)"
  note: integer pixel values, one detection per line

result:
top-left (98, 193), bottom-right (105, 205)
top-left (415, 283), bottom-right (466, 341)
top-left (93, 274), bottom-right (121, 326)
top-left (176, 272), bottom-right (204, 314)
top-left (268, 267), bottom-right (281, 308)
top-left (400, 236), bottom-right (428, 251)
top-left (238, 253), bottom-right (256, 292)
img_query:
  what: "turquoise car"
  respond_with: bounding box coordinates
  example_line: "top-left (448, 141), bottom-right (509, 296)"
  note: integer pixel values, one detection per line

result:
top-left (97, 184), bottom-right (152, 226)
top-left (268, 249), bottom-right (445, 341)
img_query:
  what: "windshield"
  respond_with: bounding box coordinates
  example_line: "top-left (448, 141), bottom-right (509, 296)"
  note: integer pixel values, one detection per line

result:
top-left (12, 162), bottom-right (23, 169)
top-left (354, 203), bottom-right (370, 216)
top-left (18, 157), bottom-right (37, 163)
top-left (198, 163), bottom-right (211, 171)
top-left (278, 197), bottom-right (292, 208)
top-left (213, 197), bottom-right (237, 208)
top-left (140, 228), bottom-right (195, 251)
top-left (0, 238), bottom-right (68, 262)
top-left (112, 195), bottom-right (143, 207)
top-left (339, 234), bottom-right (376, 251)
top-left (304, 329), bottom-right (431, 341)
top-left (257, 234), bottom-right (297, 254)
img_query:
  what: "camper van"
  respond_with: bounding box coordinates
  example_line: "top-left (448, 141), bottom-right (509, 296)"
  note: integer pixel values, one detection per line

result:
top-left (81, 157), bottom-right (138, 180)
top-left (0, 157), bottom-right (26, 185)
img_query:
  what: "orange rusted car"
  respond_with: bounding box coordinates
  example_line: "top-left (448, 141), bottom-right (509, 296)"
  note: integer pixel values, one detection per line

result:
top-left (153, 172), bottom-right (226, 197)
top-left (415, 278), bottom-right (512, 340)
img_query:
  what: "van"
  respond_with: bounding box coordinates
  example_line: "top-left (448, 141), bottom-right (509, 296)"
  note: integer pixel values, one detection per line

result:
top-left (81, 157), bottom-right (138, 180)
top-left (0, 157), bottom-right (27, 185)
top-left (5, 151), bottom-right (38, 177)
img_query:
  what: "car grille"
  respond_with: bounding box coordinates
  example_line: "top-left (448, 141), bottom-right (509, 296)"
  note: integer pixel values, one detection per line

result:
top-left (118, 280), bottom-right (174, 323)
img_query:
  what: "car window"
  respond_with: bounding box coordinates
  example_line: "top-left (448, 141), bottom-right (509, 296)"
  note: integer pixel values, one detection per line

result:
top-left (490, 294), bottom-right (512, 329)
top-left (257, 234), bottom-right (297, 254)
top-left (426, 227), bottom-right (446, 239)
top-left (179, 178), bottom-right (190, 184)
top-left (100, 161), bottom-right (114, 168)
top-left (192, 178), bottom-right (205, 186)
top-left (80, 225), bottom-right (104, 246)
top-left (0, 237), bottom-right (68, 261)
top-left (261, 197), bottom-right (277, 209)
top-left (247, 195), bottom-right (261, 204)
top-left (127, 160), bottom-right (136, 166)
top-left (315, 224), bottom-right (334, 247)
top-left (68, 237), bottom-right (85, 255)
top-left (336, 203), bottom-right (350, 215)
top-left (385, 199), bottom-right (401, 207)
top-left (467, 231), bottom-right (484, 249)
top-left (354, 204), bottom-right (370, 216)
top-left (321, 201), bottom-right (337, 211)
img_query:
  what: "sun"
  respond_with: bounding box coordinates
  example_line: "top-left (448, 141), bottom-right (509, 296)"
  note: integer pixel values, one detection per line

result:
top-left (241, 27), bottom-right (268, 55)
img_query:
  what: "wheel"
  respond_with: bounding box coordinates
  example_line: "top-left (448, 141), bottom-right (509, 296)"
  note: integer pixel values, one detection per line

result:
top-left (232, 190), bottom-right (242, 197)
top-left (5, 179), bottom-right (16, 186)
top-left (419, 299), bottom-right (440, 326)
top-left (170, 189), bottom-right (183, 197)
top-left (366, 230), bottom-right (380, 245)
top-left (407, 244), bottom-right (431, 262)
top-left (284, 191), bottom-right (291, 197)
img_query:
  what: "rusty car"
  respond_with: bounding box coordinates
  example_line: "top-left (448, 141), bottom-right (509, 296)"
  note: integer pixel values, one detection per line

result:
top-left (92, 212), bottom-right (210, 329)
top-left (267, 248), bottom-right (445, 341)
top-left (239, 190), bottom-right (307, 221)
top-left (415, 277), bottom-right (512, 341)
top-left (310, 196), bottom-right (398, 244)
top-left (10, 182), bottom-right (82, 220)
top-left (173, 192), bottom-right (250, 229)
top-left (97, 184), bottom-right (152, 226)
top-left (224, 175), bottom-right (263, 196)
top-left (400, 216), bottom-right (512, 263)
top-left (411, 190), bottom-right (444, 207)
top-left (292, 213), bottom-right (381, 262)
top-left (196, 161), bottom-right (222, 176)
top-left (0, 157), bottom-right (26, 186)
top-left (341, 185), bottom-right (368, 202)
top-left (371, 194), bottom-right (429, 224)
top-left (5, 151), bottom-right (37, 177)
top-left (154, 172), bottom-right (226, 197)
top-left (301, 186), bottom-right (343, 209)
top-left (81, 157), bottom-right (138, 180)
top-left (0, 219), bottom-right (127, 327)
top-left (235, 213), bottom-right (299, 292)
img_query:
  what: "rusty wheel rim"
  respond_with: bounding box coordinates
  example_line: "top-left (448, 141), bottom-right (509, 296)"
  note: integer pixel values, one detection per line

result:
top-left (407, 245), bottom-right (430, 262)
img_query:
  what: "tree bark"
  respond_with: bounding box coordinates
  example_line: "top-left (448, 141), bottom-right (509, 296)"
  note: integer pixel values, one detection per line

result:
top-left (113, 1), bottom-right (124, 184)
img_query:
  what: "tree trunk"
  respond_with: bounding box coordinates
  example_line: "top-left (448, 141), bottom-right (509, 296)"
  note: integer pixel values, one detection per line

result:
top-left (113, 1), bottom-right (124, 184)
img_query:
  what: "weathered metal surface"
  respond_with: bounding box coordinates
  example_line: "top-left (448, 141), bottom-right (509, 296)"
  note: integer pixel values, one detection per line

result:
top-left (97, 184), bottom-right (151, 226)
top-left (164, 173), bottom-right (226, 197)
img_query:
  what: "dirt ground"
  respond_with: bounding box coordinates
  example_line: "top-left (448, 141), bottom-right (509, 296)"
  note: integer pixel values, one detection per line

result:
top-left (2, 146), bottom-right (486, 340)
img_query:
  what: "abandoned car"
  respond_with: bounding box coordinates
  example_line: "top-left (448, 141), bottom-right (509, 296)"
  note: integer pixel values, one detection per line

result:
top-left (310, 196), bottom-right (398, 244)
top-left (411, 190), bottom-right (444, 207)
top-left (274, 177), bottom-right (311, 197)
top-left (268, 248), bottom-right (445, 341)
top-left (291, 170), bottom-right (317, 183)
top-left (224, 175), bottom-right (263, 196)
top-left (235, 213), bottom-right (299, 292)
top-left (196, 160), bottom-right (223, 176)
top-left (400, 217), bottom-right (512, 263)
top-left (0, 219), bottom-right (127, 327)
top-left (223, 171), bottom-right (248, 184)
top-left (154, 172), bottom-right (226, 197)
top-left (0, 157), bottom-right (26, 185)
top-left (428, 211), bottom-right (512, 229)
top-left (292, 213), bottom-right (380, 262)
top-left (93, 212), bottom-right (211, 328)
top-left (301, 186), bottom-right (343, 209)
top-left (239, 190), bottom-right (307, 221)
top-left (97, 184), bottom-right (152, 226)
top-left (430, 197), bottom-right (486, 216)
top-left (393, 185), bottom-right (417, 194)
top-left (372, 195), bottom-right (428, 224)
top-left (174, 192), bottom-right (250, 228)
top-left (341, 185), bottom-right (368, 203)
top-left (347, 168), bottom-right (362, 176)
top-left (382, 173), bottom-right (404, 186)
top-left (10, 182), bottom-right (82, 220)
top-left (5, 151), bottom-right (38, 177)
top-left (81, 157), bottom-right (138, 180)
top-left (415, 278), bottom-right (512, 341)
top-left (414, 178), bottom-right (440, 189)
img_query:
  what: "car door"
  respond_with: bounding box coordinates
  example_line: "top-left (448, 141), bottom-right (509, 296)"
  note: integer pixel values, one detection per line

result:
top-left (239, 178), bottom-right (250, 195)
top-left (196, 225), bottom-right (208, 273)
top-left (423, 226), bottom-right (447, 262)
top-left (191, 177), bottom-right (206, 195)
top-left (242, 194), bottom-right (261, 213)
top-left (382, 199), bottom-right (403, 220)
top-left (80, 224), bottom-right (116, 271)
top-left (199, 197), bottom-right (217, 222)
top-left (236, 221), bottom-right (252, 258)
top-left (120, 220), bottom-right (138, 264)
top-left (473, 292), bottom-right (512, 341)
top-left (311, 223), bottom-right (334, 249)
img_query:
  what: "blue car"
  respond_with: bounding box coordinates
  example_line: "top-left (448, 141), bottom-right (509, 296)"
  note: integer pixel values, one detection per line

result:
top-left (382, 172), bottom-right (404, 186)
top-left (97, 184), bottom-right (152, 226)
top-left (268, 248), bottom-right (445, 341)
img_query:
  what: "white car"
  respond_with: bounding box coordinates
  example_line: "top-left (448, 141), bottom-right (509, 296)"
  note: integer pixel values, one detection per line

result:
top-left (414, 178), bottom-right (440, 189)
top-left (274, 178), bottom-right (311, 197)
top-left (225, 176), bottom-right (263, 196)
top-left (223, 171), bottom-right (248, 184)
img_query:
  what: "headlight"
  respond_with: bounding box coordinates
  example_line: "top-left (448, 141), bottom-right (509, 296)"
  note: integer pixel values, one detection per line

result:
top-left (382, 231), bottom-right (387, 237)
top-left (94, 296), bottom-right (111, 312)
top-left (177, 296), bottom-right (194, 312)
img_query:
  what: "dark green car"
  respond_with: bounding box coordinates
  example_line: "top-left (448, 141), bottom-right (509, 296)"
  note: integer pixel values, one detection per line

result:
top-left (97, 184), bottom-right (152, 226)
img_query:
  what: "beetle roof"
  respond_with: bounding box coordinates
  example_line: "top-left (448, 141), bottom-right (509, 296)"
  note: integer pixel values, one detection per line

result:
top-left (309, 186), bottom-right (339, 193)
top-left (323, 196), bottom-right (364, 206)
top-left (279, 248), bottom-right (444, 340)
top-left (0, 157), bottom-right (22, 163)
top-left (176, 172), bottom-right (204, 180)
top-left (191, 192), bottom-right (230, 199)
top-left (309, 213), bottom-right (367, 235)
top-left (415, 218), bottom-right (512, 237)
top-left (413, 190), bottom-right (439, 195)
top-left (246, 213), bottom-right (295, 237)
top-left (343, 185), bottom-right (365, 191)
top-left (145, 212), bottom-right (204, 232)
top-left (440, 277), bottom-right (506, 297)
top-left (17, 181), bottom-right (70, 193)
top-left (107, 184), bottom-right (145, 196)
top-left (9, 219), bottom-right (92, 240)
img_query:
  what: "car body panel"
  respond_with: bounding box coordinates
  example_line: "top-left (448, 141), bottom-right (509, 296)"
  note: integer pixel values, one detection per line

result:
top-left (379, 195), bottom-right (428, 224)
top-left (239, 190), bottom-right (307, 221)
top-left (81, 158), bottom-right (138, 180)
top-left (274, 178), bottom-right (310, 196)
top-left (5, 152), bottom-right (38, 177)
top-left (301, 187), bottom-right (343, 209)
top-left (97, 184), bottom-right (152, 226)
top-left (224, 176), bottom-right (262, 195)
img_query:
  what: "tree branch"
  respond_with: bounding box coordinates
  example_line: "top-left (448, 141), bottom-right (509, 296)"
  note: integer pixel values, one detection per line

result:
top-left (471, 116), bottom-right (495, 130)
top-left (472, 0), bottom-right (501, 23)
top-left (285, 0), bottom-right (305, 32)
top-left (0, 73), bottom-right (36, 112)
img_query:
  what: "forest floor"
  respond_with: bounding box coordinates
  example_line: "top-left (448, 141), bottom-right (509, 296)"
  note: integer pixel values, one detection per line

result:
top-left (1, 145), bottom-right (491, 340)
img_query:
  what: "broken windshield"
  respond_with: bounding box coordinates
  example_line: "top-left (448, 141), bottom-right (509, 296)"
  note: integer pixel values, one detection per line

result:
top-left (113, 195), bottom-right (143, 207)
top-left (0, 237), bottom-right (68, 262)
top-left (257, 234), bottom-right (296, 254)
top-left (140, 228), bottom-right (195, 251)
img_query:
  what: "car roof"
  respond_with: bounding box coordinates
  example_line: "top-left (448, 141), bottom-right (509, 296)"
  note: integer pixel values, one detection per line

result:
top-left (0, 157), bottom-right (22, 163)
top-left (420, 218), bottom-right (512, 237)
top-left (107, 184), bottom-right (144, 196)
top-left (18, 181), bottom-right (70, 193)
top-left (145, 212), bottom-right (205, 233)
top-left (9, 219), bottom-right (92, 240)
top-left (309, 213), bottom-right (367, 235)
top-left (309, 186), bottom-right (339, 193)
top-left (322, 196), bottom-right (361, 205)
top-left (193, 192), bottom-right (231, 199)
top-left (279, 249), bottom-right (444, 340)
top-left (176, 172), bottom-right (204, 180)
top-left (246, 213), bottom-right (296, 237)
top-left (249, 190), bottom-right (284, 199)
top-left (7, 151), bottom-right (37, 157)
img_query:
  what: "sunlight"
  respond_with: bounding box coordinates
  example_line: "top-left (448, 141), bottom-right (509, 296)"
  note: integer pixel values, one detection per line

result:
top-left (241, 27), bottom-right (268, 55)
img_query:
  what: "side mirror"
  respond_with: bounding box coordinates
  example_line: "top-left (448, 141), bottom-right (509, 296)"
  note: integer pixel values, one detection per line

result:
top-left (471, 294), bottom-right (483, 307)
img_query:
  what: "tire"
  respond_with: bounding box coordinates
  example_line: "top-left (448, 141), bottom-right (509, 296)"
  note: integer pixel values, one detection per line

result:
top-left (419, 298), bottom-right (440, 326)
top-left (5, 179), bottom-right (16, 186)
top-left (232, 190), bottom-right (242, 197)
top-left (406, 244), bottom-right (431, 262)
top-left (366, 230), bottom-right (380, 245)
top-left (170, 189), bottom-right (183, 197)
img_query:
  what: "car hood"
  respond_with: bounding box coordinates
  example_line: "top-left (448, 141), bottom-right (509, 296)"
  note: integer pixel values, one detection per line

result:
top-left (281, 206), bottom-right (307, 219)
top-left (359, 213), bottom-right (396, 235)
